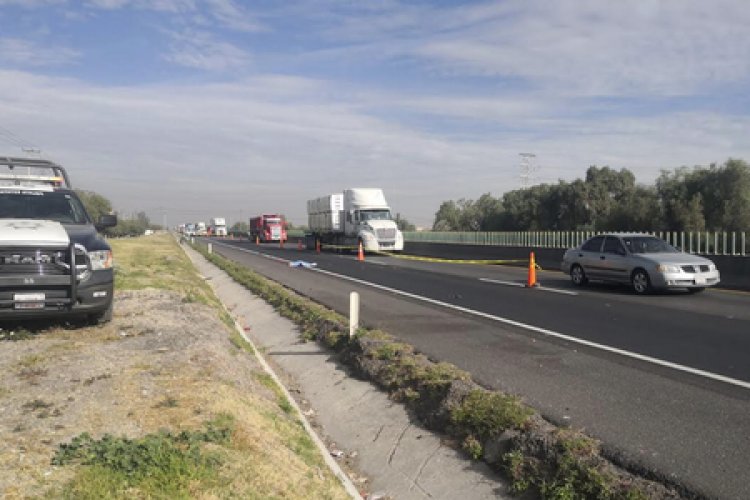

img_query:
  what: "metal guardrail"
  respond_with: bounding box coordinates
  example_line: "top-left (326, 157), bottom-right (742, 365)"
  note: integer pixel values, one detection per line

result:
top-left (403, 231), bottom-right (749, 256)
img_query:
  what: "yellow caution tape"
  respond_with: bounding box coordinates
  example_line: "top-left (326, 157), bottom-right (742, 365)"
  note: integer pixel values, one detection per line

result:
top-left (374, 250), bottom-right (543, 269)
top-left (315, 244), bottom-right (544, 270)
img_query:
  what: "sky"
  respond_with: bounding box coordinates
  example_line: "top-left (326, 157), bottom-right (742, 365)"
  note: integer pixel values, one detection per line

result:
top-left (1, 0), bottom-right (749, 228)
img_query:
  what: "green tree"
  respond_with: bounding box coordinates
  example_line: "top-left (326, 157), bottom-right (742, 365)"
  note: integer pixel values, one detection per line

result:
top-left (394, 213), bottom-right (416, 231)
top-left (230, 221), bottom-right (249, 233)
top-left (433, 200), bottom-right (462, 230)
top-left (75, 190), bottom-right (112, 222)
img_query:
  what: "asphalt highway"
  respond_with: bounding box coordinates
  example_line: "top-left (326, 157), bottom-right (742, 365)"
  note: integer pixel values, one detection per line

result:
top-left (207, 239), bottom-right (750, 499)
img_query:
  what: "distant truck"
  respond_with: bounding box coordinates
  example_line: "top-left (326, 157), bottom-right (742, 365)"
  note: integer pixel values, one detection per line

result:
top-left (249, 214), bottom-right (287, 243)
top-left (195, 221), bottom-right (207, 236)
top-left (210, 217), bottom-right (227, 237)
top-left (306, 188), bottom-right (403, 252)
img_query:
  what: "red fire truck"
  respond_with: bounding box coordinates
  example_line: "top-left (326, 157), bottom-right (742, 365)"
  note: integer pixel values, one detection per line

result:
top-left (249, 214), bottom-right (287, 243)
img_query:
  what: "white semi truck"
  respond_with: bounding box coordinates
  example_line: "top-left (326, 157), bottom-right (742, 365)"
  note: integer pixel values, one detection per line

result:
top-left (306, 188), bottom-right (404, 252)
top-left (210, 217), bottom-right (227, 236)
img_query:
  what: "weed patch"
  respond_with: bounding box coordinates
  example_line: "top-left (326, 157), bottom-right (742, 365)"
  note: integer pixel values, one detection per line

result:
top-left (253, 373), bottom-right (294, 415)
top-left (51, 414), bottom-right (234, 498)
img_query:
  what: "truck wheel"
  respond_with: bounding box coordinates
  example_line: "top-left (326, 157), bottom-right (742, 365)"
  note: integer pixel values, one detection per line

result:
top-left (89, 300), bottom-right (113, 325)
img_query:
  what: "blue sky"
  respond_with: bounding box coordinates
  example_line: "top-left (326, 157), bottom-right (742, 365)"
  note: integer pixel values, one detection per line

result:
top-left (1, 0), bottom-right (748, 228)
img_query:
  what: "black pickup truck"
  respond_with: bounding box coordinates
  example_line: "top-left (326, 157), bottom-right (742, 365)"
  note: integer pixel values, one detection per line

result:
top-left (0, 157), bottom-right (117, 324)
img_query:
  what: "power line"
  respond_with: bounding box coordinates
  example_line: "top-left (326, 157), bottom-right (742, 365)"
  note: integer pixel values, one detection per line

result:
top-left (0, 124), bottom-right (41, 154)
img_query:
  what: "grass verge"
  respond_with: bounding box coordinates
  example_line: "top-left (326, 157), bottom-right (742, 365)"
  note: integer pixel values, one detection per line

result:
top-left (193, 241), bottom-right (682, 500)
top-left (44, 234), bottom-right (349, 500)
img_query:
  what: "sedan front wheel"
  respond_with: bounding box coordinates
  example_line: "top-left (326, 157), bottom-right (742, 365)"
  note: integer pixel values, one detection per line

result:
top-left (631, 269), bottom-right (652, 295)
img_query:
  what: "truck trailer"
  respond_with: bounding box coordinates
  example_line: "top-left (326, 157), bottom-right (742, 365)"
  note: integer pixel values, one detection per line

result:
top-left (306, 188), bottom-right (403, 252)
top-left (249, 214), bottom-right (287, 242)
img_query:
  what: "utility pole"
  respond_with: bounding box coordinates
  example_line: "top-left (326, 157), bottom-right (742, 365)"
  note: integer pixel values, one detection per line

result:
top-left (519, 153), bottom-right (537, 189)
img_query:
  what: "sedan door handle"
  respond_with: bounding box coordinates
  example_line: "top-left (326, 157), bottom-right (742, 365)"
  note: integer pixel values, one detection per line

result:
top-left (600, 256), bottom-right (606, 260)
top-left (578, 253), bottom-right (583, 257)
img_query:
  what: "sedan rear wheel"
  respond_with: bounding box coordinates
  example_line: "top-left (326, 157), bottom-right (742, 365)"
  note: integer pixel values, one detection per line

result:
top-left (631, 269), bottom-right (652, 295)
top-left (570, 264), bottom-right (588, 286)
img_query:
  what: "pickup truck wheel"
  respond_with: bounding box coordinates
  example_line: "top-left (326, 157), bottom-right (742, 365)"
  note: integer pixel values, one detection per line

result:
top-left (89, 300), bottom-right (113, 325)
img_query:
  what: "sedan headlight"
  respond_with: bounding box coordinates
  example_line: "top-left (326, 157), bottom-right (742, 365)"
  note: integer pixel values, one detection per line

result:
top-left (89, 250), bottom-right (113, 270)
top-left (709, 263), bottom-right (717, 272)
top-left (656, 264), bottom-right (681, 273)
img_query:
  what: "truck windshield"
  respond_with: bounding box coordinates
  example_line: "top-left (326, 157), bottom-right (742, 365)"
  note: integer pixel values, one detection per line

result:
top-left (0, 190), bottom-right (90, 224)
top-left (359, 210), bottom-right (391, 221)
top-left (266, 218), bottom-right (281, 224)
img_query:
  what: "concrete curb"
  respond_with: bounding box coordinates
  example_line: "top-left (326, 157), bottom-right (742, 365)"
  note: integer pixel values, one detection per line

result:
top-left (180, 241), bottom-right (363, 500)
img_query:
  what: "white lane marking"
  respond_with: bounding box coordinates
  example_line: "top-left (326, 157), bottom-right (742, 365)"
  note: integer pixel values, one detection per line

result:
top-left (538, 286), bottom-right (579, 296)
top-left (214, 241), bottom-right (750, 391)
top-left (480, 278), bottom-right (579, 296)
top-left (479, 278), bottom-right (524, 288)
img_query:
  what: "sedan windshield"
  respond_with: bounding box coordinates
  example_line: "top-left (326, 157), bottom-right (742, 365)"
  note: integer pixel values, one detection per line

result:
top-left (0, 190), bottom-right (90, 224)
top-left (622, 236), bottom-right (678, 254)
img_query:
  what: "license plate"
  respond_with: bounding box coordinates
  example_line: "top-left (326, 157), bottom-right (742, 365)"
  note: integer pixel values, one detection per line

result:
top-left (14, 302), bottom-right (45, 310)
top-left (14, 292), bottom-right (46, 301)
top-left (694, 277), bottom-right (706, 285)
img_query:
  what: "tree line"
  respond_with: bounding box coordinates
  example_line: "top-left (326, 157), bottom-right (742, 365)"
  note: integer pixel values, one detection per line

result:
top-left (433, 159), bottom-right (750, 232)
top-left (76, 190), bottom-right (158, 237)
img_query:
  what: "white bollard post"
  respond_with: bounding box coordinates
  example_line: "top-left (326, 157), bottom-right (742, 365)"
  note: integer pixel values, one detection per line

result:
top-left (208, 242), bottom-right (213, 254)
top-left (349, 291), bottom-right (360, 338)
top-left (190, 237), bottom-right (195, 245)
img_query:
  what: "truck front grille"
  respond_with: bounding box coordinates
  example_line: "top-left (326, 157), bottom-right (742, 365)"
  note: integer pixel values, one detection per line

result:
top-left (0, 248), bottom-right (69, 275)
top-left (0, 246), bottom-right (89, 278)
top-left (376, 228), bottom-right (396, 240)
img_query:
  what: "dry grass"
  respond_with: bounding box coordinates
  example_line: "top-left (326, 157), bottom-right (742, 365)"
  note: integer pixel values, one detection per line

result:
top-left (0, 234), bottom-right (350, 499)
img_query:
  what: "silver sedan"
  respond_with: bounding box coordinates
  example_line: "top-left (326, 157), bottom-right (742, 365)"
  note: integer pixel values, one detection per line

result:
top-left (561, 233), bottom-right (720, 294)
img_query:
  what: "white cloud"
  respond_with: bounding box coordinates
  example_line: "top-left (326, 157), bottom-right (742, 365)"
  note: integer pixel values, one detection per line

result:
top-left (84, 0), bottom-right (195, 12)
top-left (204, 0), bottom-right (263, 33)
top-left (1, 69), bottom-right (748, 227)
top-left (308, 0), bottom-right (750, 97)
top-left (164, 30), bottom-right (250, 71)
top-left (0, 37), bottom-right (79, 67)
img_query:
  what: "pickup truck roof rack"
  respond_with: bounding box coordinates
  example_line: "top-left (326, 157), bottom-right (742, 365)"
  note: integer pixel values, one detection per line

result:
top-left (0, 157), bottom-right (72, 189)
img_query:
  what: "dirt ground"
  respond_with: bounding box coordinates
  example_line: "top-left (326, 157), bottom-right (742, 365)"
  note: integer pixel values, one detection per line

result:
top-left (0, 288), bottom-right (335, 498)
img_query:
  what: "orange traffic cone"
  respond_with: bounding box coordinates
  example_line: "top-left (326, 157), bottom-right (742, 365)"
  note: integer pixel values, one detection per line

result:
top-left (255, 235), bottom-right (259, 245)
top-left (297, 240), bottom-right (303, 251)
top-left (526, 252), bottom-right (539, 287)
top-left (357, 241), bottom-right (365, 262)
top-left (316, 239), bottom-right (321, 254)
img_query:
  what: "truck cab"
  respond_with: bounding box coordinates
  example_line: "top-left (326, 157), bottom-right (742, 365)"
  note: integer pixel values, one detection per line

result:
top-left (210, 217), bottom-right (227, 237)
top-left (0, 157), bottom-right (117, 323)
top-left (343, 189), bottom-right (403, 252)
top-left (250, 214), bottom-right (287, 243)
